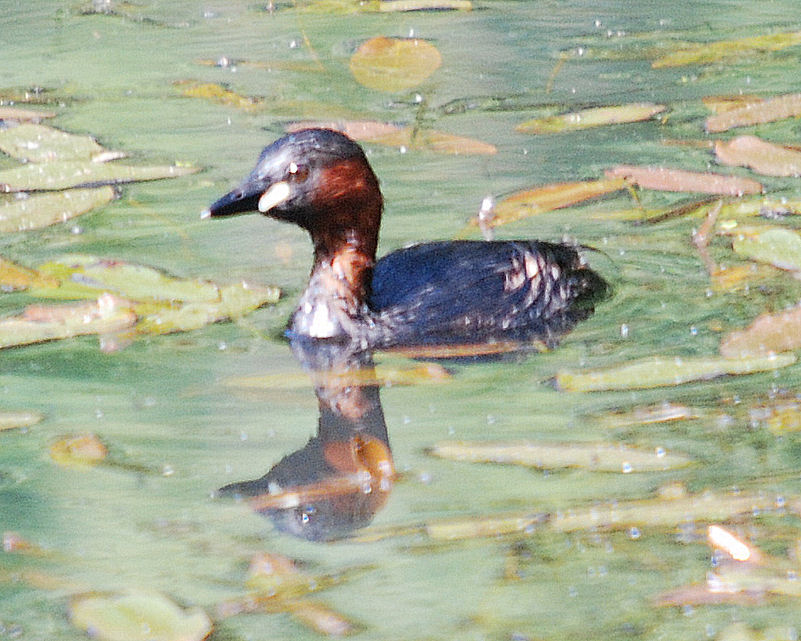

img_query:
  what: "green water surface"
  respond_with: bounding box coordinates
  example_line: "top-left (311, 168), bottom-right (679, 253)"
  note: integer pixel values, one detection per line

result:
top-left (3, 1), bottom-right (801, 639)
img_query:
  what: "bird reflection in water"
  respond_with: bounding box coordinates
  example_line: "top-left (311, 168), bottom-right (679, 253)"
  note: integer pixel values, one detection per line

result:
top-left (218, 338), bottom-right (395, 542)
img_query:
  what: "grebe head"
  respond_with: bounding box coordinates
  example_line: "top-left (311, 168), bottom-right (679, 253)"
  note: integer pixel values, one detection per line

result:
top-left (203, 128), bottom-right (383, 257)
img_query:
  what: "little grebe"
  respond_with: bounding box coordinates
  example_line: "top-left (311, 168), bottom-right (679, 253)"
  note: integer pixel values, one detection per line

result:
top-left (203, 128), bottom-right (608, 349)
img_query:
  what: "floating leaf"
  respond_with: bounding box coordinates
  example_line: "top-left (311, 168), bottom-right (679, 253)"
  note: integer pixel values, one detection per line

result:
top-left (388, 340), bottom-right (545, 359)
top-left (597, 197), bottom-right (719, 224)
top-left (368, 127), bottom-right (496, 154)
top-left (0, 161), bottom-right (197, 192)
top-left (702, 94), bottom-right (764, 114)
top-left (0, 123), bottom-right (123, 163)
top-left (286, 120), bottom-right (404, 141)
top-left (194, 58), bottom-right (323, 73)
top-left (284, 600), bottom-right (361, 637)
top-left (604, 164), bottom-right (762, 195)
top-left (223, 362), bottom-right (449, 390)
top-left (709, 263), bottom-right (774, 293)
top-left (762, 402), bottom-right (801, 434)
top-left (721, 304), bottom-right (801, 358)
top-left (714, 136), bottom-right (801, 177)
top-left (730, 227), bottom-right (801, 271)
top-left (652, 30), bottom-right (801, 68)
top-left (301, 0), bottom-right (471, 11)
top-left (362, 490), bottom-right (784, 542)
top-left (174, 80), bottom-right (266, 112)
top-left (349, 36), bottom-right (441, 92)
top-left (0, 187), bottom-right (115, 232)
top-left (0, 295), bottom-right (136, 350)
top-left (0, 107), bottom-right (55, 122)
top-left (429, 440), bottom-right (692, 472)
top-left (293, 0), bottom-right (376, 14)
top-left (244, 553), bottom-right (325, 601)
top-left (706, 92), bottom-right (801, 133)
top-left (37, 255), bottom-right (222, 303)
top-left (421, 512), bottom-right (548, 541)
top-left (135, 282), bottom-right (279, 335)
top-left (216, 553), bottom-right (361, 636)
top-left (31, 257), bottom-right (279, 336)
top-left (710, 196), bottom-right (801, 219)
top-left (472, 178), bottom-right (627, 228)
top-left (555, 353), bottom-right (795, 392)
top-left (0, 256), bottom-right (59, 291)
top-left (715, 623), bottom-right (798, 641)
top-left (654, 584), bottom-right (763, 607)
top-left (516, 103), bottom-right (665, 134)
top-left (70, 590), bottom-right (212, 641)
top-left (550, 490), bottom-right (785, 533)
top-left (378, 0), bottom-right (472, 10)
top-left (0, 410), bottom-right (43, 431)
top-left (287, 120), bottom-right (495, 154)
top-left (595, 403), bottom-right (700, 428)
top-left (50, 433), bottom-right (108, 468)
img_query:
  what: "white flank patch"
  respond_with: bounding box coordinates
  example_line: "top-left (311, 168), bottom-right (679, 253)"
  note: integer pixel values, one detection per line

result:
top-left (307, 303), bottom-right (338, 338)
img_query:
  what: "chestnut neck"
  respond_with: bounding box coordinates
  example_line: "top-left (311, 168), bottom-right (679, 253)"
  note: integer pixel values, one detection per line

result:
top-left (305, 157), bottom-right (383, 306)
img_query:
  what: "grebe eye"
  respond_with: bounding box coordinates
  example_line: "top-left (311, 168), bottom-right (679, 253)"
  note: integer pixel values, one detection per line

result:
top-left (287, 162), bottom-right (310, 182)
